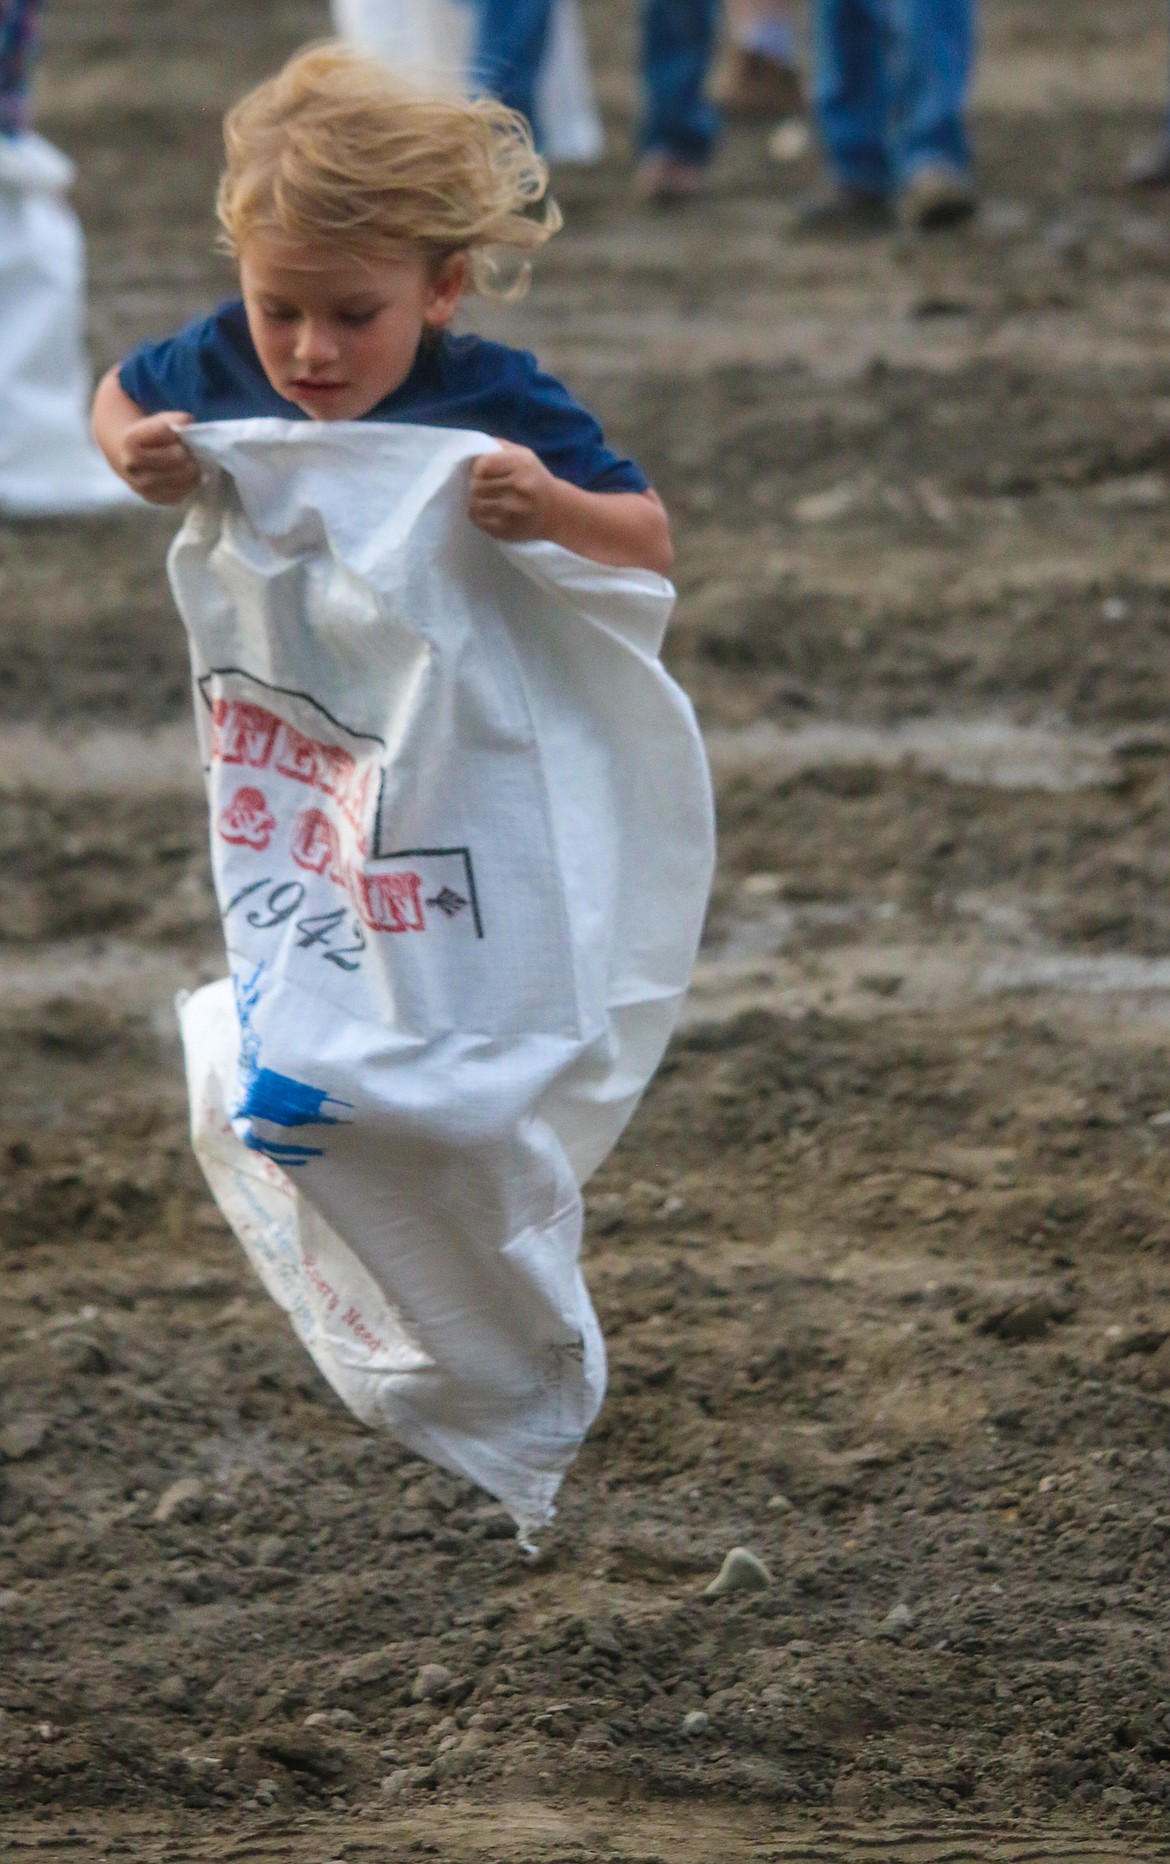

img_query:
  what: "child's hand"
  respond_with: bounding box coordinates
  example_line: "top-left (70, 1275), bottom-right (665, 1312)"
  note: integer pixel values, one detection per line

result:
top-left (114, 411), bottom-right (200, 505)
top-left (469, 442), bottom-right (557, 543)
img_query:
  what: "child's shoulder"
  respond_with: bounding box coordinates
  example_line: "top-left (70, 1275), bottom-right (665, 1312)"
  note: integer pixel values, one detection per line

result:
top-left (119, 300), bottom-right (280, 421)
top-left (425, 333), bottom-right (648, 494)
top-left (433, 331), bottom-right (554, 396)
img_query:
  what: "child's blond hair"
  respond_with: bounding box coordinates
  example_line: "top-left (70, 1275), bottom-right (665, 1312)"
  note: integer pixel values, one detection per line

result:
top-left (216, 43), bottom-right (560, 298)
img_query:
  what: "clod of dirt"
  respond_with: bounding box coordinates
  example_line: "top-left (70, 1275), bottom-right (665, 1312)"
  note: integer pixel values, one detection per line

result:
top-left (974, 1292), bottom-right (1075, 1342)
top-left (156, 1675), bottom-right (188, 1709)
top-left (152, 1476), bottom-right (205, 1523)
top-left (410, 1663), bottom-right (453, 1703)
top-left (682, 1710), bottom-right (710, 1735)
top-left (1103, 1326), bottom-right (1170, 1363)
top-left (0, 1416), bottom-right (47, 1461)
top-left (703, 1547), bottom-right (772, 1596)
top-left (875, 1601), bottom-right (916, 1640)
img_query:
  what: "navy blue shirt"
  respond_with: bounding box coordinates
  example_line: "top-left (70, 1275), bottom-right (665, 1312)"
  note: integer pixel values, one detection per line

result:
top-left (119, 301), bottom-right (649, 495)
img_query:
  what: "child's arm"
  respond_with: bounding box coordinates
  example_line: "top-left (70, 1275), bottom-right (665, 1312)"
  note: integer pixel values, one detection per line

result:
top-left (469, 443), bottom-right (673, 576)
top-left (92, 368), bottom-right (201, 505)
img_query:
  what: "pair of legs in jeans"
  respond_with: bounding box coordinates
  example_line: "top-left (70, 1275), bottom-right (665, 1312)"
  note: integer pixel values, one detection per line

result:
top-left (813, 0), bottom-right (976, 202)
top-left (471, 0), bottom-right (720, 167)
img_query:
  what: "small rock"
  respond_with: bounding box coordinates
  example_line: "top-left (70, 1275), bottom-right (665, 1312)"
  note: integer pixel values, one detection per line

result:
top-left (411, 1663), bottom-right (453, 1703)
top-left (793, 482), bottom-right (860, 526)
top-left (585, 1623), bottom-right (622, 1658)
top-left (335, 1647), bottom-right (397, 1688)
top-left (875, 1602), bottom-right (915, 1640)
top-left (253, 1534), bottom-right (286, 1566)
top-left (304, 1708), bottom-right (360, 1731)
top-left (0, 1417), bottom-right (47, 1461)
top-left (153, 1477), bottom-right (205, 1524)
top-left (766, 1493), bottom-right (793, 1513)
top-left (682, 1710), bottom-right (710, 1736)
top-left (381, 1764), bottom-right (435, 1799)
top-left (768, 118), bottom-right (810, 164)
top-left (704, 1547), bottom-right (772, 1597)
top-left (57, 1335), bottom-right (112, 1376)
top-left (157, 1675), bottom-right (189, 1709)
top-left (0, 1590), bottom-right (21, 1610)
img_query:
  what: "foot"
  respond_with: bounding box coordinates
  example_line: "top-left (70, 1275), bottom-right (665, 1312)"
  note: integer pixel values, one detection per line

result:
top-left (1124, 134), bottom-right (1170, 189)
top-left (632, 151), bottom-right (708, 205)
top-left (790, 183), bottom-right (893, 237)
top-left (713, 45), bottom-right (804, 121)
top-left (900, 165), bottom-right (976, 231)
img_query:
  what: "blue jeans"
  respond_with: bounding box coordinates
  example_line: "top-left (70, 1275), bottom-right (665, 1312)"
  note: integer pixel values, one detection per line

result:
top-left (813, 0), bottom-right (976, 196)
top-left (471, 0), bottom-right (721, 163)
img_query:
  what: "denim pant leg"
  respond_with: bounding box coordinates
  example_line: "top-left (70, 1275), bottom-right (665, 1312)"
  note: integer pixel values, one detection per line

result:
top-left (0, 0), bottom-right (43, 136)
top-left (639, 0), bottom-right (722, 163)
top-left (470, 0), bottom-right (554, 128)
top-left (812, 0), bottom-right (893, 195)
top-left (890, 0), bottom-right (976, 184)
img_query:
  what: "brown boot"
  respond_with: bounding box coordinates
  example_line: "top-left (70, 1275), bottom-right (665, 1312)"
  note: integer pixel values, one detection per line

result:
top-left (713, 45), bottom-right (804, 121)
top-left (900, 165), bottom-right (976, 231)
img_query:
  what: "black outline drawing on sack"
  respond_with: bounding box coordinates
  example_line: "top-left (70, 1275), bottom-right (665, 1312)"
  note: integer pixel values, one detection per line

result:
top-left (197, 668), bottom-right (484, 939)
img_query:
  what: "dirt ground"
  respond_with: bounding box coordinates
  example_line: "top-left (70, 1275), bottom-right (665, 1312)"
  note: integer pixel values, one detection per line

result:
top-left (6, 1), bottom-right (1170, 1857)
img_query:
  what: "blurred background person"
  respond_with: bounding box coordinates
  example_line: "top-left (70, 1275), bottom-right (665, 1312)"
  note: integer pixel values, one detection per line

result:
top-left (797, 0), bottom-right (977, 234)
top-left (333, 0), bottom-right (603, 165)
top-left (0, 0), bottom-right (132, 513)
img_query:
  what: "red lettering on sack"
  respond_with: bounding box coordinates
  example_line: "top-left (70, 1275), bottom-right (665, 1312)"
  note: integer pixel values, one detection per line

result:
top-left (342, 1304), bottom-right (385, 1355)
top-left (273, 720), bottom-right (322, 787)
top-left (208, 704), bottom-right (373, 846)
top-left (303, 1251), bottom-right (340, 1315)
top-left (218, 786), bottom-right (276, 850)
top-left (290, 807), bottom-right (343, 880)
top-left (212, 699), bottom-right (279, 769)
top-left (353, 869), bottom-right (425, 934)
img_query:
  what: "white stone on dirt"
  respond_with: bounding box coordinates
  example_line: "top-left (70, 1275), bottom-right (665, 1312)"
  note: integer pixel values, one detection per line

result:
top-left (682, 1710), bottom-right (710, 1735)
top-left (410, 1662), bottom-right (453, 1702)
top-left (876, 1602), bottom-right (915, 1639)
top-left (152, 1477), bottom-right (204, 1523)
top-left (304, 1708), bottom-right (360, 1731)
top-left (704, 1547), bottom-right (773, 1596)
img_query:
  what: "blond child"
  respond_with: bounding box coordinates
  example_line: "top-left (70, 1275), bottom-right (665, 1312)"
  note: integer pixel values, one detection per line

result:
top-left (93, 43), bottom-right (671, 575)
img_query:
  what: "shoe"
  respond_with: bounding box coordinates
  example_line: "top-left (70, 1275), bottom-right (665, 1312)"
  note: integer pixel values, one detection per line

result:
top-left (632, 151), bottom-right (708, 205)
top-left (900, 165), bottom-right (976, 231)
top-left (713, 45), bottom-right (804, 121)
top-left (790, 183), bottom-right (893, 237)
top-left (1124, 134), bottom-right (1170, 188)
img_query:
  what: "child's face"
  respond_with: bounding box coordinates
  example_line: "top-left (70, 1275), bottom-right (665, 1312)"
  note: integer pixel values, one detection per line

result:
top-left (239, 236), bottom-right (466, 421)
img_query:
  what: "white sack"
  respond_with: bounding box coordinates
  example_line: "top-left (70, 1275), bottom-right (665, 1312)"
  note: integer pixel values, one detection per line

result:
top-left (169, 421), bottom-right (713, 1539)
top-left (330, 0), bottom-right (604, 164)
top-left (0, 133), bottom-right (135, 516)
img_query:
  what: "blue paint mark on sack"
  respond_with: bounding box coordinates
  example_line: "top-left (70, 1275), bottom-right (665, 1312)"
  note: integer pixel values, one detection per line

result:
top-left (231, 961), bottom-right (353, 1167)
top-left (236, 1068), bottom-right (351, 1130)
